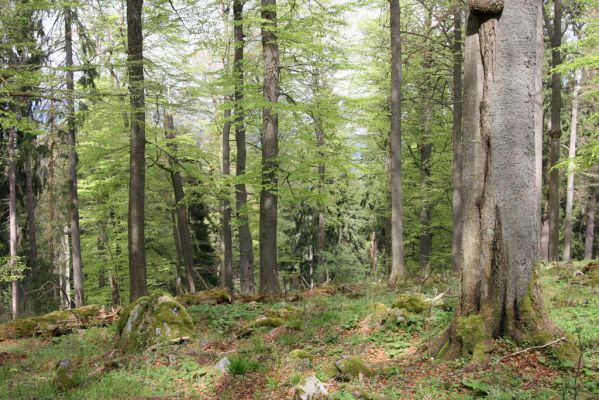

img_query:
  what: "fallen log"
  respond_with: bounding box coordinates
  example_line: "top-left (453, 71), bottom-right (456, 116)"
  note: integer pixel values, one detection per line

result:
top-left (0, 305), bottom-right (121, 341)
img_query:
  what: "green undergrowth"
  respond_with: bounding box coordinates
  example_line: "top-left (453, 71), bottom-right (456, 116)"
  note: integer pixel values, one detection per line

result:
top-left (1, 267), bottom-right (599, 399)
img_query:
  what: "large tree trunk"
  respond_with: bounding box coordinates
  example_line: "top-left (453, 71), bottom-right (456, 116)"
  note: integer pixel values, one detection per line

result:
top-left (259, 0), bottom-right (281, 295)
top-left (452, 4), bottom-right (463, 272)
top-left (222, 106), bottom-right (234, 291)
top-left (316, 122), bottom-right (326, 275)
top-left (65, 7), bottom-right (85, 306)
top-left (585, 191), bottom-right (597, 260)
top-left (388, 0), bottom-right (406, 286)
top-left (548, 0), bottom-right (562, 261)
top-left (8, 126), bottom-right (20, 319)
top-left (164, 114), bottom-right (204, 293)
top-left (562, 71), bottom-right (581, 261)
top-left (535, 0), bottom-right (544, 259)
top-left (234, 0), bottom-right (255, 294)
top-left (170, 209), bottom-right (184, 295)
top-left (127, 0), bottom-right (147, 301)
top-left (419, 9), bottom-right (434, 274)
top-left (430, 2), bottom-right (560, 368)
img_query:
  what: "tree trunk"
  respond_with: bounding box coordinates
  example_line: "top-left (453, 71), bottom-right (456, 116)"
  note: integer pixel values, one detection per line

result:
top-left (315, 114), bottom-right (326, 275)
top-left (370, 231), bottom-right (378, 279)
top-left (61, 226), bottom-right (72, 309)
top-left (452, 5), bottom-right (463, 272)
top-left (222, 106), bottom-right (234, 291)
top-left (535, 0), bottom-right (544, 259)
top-left (548, 0), bottom-right (562, 261)
top-left (419, 9), bottom-right (434, 274)
top-left (259, 0), bottom-right (281, 295)
top-left (24, 146), bottom-right (38, 271)
top-left (234, 0), bottom-right (255, 294)
top-left (562, 71), bottom-right (581, 261)
top-left (170, 209), bottom-right (184, 295)
top-left (164, 114), bottom-right (202, 293)
top-left (431, 2), bottom-right (559, 368)
top-left (584, 192), bottom-right (597, 260)
top-left (48, 117), bottom-right (58, 301)
top-left (65, 7), bottom-right (85, 306)
top-left (8, 126), bottom-right (20, 319)
top-left (127, 0), bottom-right (147, 301)
top-left (388, 0), bottom-right (406, 286)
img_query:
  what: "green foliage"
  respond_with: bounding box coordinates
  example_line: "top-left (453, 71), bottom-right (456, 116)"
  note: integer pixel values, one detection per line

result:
top-left (226, 354), bottom-right (260, 376)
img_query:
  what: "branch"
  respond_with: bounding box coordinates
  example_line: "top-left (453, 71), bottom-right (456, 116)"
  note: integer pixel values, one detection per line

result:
top-left (496, 337), bottom-right (567, 363)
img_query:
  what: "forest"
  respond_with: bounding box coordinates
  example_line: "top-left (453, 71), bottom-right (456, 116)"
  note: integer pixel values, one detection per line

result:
top-left (0, 0), bottom-right (598, 398)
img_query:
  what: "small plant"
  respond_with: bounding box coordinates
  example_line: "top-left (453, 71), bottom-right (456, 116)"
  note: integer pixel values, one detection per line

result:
top-left (226, 354), bottom-right (259, 376)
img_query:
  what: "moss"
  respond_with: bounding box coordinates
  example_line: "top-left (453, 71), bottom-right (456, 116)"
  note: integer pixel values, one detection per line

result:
top-left (176, 288), bottom-right (232, 306)
top-left (392, 293), bottom-right (428, 314)
top-left (335, 356), bottom-right (374, 378)
top-left (551, 338), bottom-right (582, 368)
top-left (456, 314), bottom-right (487, 356)
top-left (265, 306), bottom-right (300, 320)
top-left (53, 359), bottom-right (77, 390)
top-left (321, 363), bottom-right (339, 380)
top-left (253, 317), bottom-right (285, 328)
top-left (289, 349), bottom-right (314, 360)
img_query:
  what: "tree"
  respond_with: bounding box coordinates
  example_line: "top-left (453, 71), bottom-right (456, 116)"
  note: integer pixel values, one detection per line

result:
top-left (233, 0), bottom-right (255, 294)
top-left (8, 125), bottom-right (19, 318)
top-left (585, 191), bottom-right (597, 259)
top-left (388, 0), bottom-right (406, 286)
top-left (259, 0), bottom-right (281, 294)
top-left (65, 7), bottom-right (85, 306)
top-left (429, 1), bottom-right (571, 368)
top-left (562, 71), bottom-right (581, 261)
top-left (452, 4), bottom-right (463, 272)
top-left (547, 0), bottom-right (563, 262)
top-left (127, 0), bottom-right (147, 301)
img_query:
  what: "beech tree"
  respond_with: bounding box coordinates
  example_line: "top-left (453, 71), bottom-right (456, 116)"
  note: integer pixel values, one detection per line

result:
top-left (429, 0), bottom-right (574, 367)
top-left (259, 0), bottom-right (281, 294)
top-left (127, 0), bottom-right (147, 301)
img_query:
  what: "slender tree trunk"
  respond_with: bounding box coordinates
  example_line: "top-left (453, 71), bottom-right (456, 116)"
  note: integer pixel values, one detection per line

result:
top-left (222, 106), bottom-right (234, 291)
top-left (562, 71), bottom-right (581, 261)
top-left (452, 5), bottom-right (463, 272)
top-left (65, 7), bottom-right (85, 306)
top-left (234, 0), bottom-right (255, 294)
top-left (585, 192), bottom-right (597, 260)
top-left (431, 2), bottom-right (556, 367)
top-left (170, 209), bottom-right (184, 295)
top-left (62, 226), bottom-right (72, 308)
top-left (24, 145), bottom-right (37, 270)
top-left (164, 114), bottom-right (202, 293)
top-left (370, 231), bottom-right (378, 279)
top-left (548, 0), bottom-right (562, 261)
top-left (8, 126), bottom-right (20, 319)
top-left (535, 0), bottom-right (544, 259)
top-left (259, 0), bottom-right (281, 295)
top-left (48, 118), bottom-right (57, 300)
top-left (419, 9), bottom-right (434, 273)
top-left (388, 0), bottom-right (406, 285)
top-left (316, 125), bottom-right (326, 273)
top-left (127, 0), bottom-right (147, 301)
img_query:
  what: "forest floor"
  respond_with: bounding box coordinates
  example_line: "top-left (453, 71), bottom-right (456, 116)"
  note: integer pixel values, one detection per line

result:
top-left (1, 261), bottom-right (599, 399)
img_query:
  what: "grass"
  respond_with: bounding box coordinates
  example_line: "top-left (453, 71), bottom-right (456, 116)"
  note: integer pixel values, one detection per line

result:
top-left (1, 262), bottom-right (599, 399)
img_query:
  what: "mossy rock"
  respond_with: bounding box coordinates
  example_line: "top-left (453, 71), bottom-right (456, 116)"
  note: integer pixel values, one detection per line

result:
top-left (391, 293), bottom-right (428, 314)
top-left (176, 288), bottom-right (232, 306)
top-left (253, 316), bottom-right (285, 328)
top-left (369, 302), bottom-right (390, 315)
top-left (265, 306), bottom-right (300, 320)
top-left (292, 375), bottom-right (328, 400)
top-left (551, 338), bottom-right (582, 368)
top-left (338, 383), bottom-right (383, 400)
top-left (335, 356), bottom-right (374, 379)
top-left (289, 349), bottom-right (314, 360)
top-left (118, 293), bottom-right (195, 352)
top-left (53, 359), bottom-right (77, 390)
top-left (582, 262), bottom-right (599, 286)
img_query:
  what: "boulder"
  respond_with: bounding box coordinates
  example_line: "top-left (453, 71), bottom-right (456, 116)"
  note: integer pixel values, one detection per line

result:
top-left (335, 356), bottom-right (374, 379)
top-left (53, 359), bottom-right (77, 390)
top-left (392, 293), bottom-right (428, 314)
top-left (118, 293), bottom-right (195, 352)
top-left (214, 356), bottom-right (231, 373)
top-left (289, 349), bottom-right (314, 360)
top-left (292, 375), bottom-right (328, 400)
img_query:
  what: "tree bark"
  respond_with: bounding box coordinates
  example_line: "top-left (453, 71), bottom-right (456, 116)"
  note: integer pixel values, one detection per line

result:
top-left (8, 126), bottom-right (20, 319)
top-left (222, 106), bottom-right (234, 291)
top-left (259, 0), bottom-right (281, 295)
top-left (584, 191), bottom-right (597, 260)
top-left (535, 0), bottom-right (544, 259)
top-left (170, 208), bottom-right (184, 295)
top-left (316, 122), bottom-right (326, 274)
top-left (388, 0), bottom-right (406, 286)
top-left (548, 0), bottom-right (562, 261)
top-left (452, 4), bottom-right (463, 272)
top-left (234, 0), bottom-right (255, 294)
top-left (127, 0), bottom-right (147, 301)
top-left (562, 71), bottom-right (581, 261)
top-left (431, 2), bottom-right (557, 367)
top-left (419, 9), bottom-right (434, 274)
top-left (65, 7), bottom-right (85, 307)
top-left (164, 114), bottom-right (202, 293)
